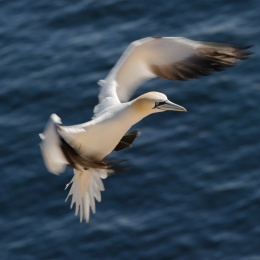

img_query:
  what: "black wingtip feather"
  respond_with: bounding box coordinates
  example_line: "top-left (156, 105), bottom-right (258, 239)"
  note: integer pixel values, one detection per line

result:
top-left (150, 44), bottom-right (253, 81)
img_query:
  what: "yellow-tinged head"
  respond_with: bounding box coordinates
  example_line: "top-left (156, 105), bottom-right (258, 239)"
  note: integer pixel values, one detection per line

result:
top-left (132, 92), bottom-right (186, 113)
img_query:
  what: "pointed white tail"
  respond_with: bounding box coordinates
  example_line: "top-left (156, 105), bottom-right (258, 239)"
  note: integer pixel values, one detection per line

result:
top-left (65, 168), bottom-right (107, 222)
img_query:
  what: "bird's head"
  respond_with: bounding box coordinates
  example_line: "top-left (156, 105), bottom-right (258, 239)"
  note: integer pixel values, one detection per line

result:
top-left (132, 92), bottom-right (186, 114)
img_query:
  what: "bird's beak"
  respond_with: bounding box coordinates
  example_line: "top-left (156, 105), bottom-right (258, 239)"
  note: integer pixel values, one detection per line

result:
top-left (157, 100), bottom-right (187, 112)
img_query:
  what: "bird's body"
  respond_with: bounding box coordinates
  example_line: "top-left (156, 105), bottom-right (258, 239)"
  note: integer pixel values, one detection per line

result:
top-left (59, 102), bottom-right (135, 161)
top-left (59, 92), bottom-right (167, 161)
top-left (40, 36), bottom-right (251, 222)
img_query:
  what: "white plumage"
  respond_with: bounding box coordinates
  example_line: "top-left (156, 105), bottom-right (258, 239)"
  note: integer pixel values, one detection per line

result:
top-left (40, 36), bottom-right (251, 222)
top-left (64, 168), bottom-right (107, 222)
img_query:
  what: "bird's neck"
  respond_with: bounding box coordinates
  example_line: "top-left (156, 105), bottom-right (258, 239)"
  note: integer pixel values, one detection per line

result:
top-left (122, 103), bottom-right (152, 126)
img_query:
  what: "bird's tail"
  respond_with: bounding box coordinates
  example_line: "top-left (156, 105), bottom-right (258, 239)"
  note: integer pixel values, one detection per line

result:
top-left (39, 114), bottom-right (68, 175)
top-left (65, 167), bottom-right (107, 222)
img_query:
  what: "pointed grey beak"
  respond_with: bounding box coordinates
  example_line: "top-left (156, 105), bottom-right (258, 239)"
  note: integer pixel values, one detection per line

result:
top-left (156, 100), bottom-right (187, 112)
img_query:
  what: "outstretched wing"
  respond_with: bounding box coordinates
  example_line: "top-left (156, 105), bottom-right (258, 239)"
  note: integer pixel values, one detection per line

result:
top-left (99, 36), bottom-right (252, 105)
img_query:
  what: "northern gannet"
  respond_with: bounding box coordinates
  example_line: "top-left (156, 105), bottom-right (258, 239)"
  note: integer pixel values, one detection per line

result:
top-left (40, 36), bottom-right (251, 222)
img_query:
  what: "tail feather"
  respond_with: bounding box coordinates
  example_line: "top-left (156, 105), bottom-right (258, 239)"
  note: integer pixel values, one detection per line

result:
top-left (75, 185), bottom-right (80, 216)
top-left (88, 188), bottom-right (96, 214)
top-left (83, 193), bottom-right (90, 222)
top-left (65, 167), bottom-right (107, 222)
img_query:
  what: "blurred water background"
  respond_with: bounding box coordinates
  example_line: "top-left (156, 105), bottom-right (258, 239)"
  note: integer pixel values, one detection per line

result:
top-left (1, 0), bottom-right (260, 259)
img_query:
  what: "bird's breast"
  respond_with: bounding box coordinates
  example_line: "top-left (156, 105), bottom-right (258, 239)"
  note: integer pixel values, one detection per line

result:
top-left (63, 106), bottom-right (146, 161)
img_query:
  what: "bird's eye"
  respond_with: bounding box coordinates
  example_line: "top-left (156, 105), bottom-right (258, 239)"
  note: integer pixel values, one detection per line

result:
top-left (153, 101), bottom-right (166, 109)
top-left (153, 102), bottom-right (159, 109)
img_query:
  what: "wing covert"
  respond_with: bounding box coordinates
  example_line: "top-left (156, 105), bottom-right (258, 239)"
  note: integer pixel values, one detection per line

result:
top-left (101, 37), bottom-right (251, 103)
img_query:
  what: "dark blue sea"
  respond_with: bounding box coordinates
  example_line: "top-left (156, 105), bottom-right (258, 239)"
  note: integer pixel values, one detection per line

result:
top-left (1, 0), bottom-right (260, 259)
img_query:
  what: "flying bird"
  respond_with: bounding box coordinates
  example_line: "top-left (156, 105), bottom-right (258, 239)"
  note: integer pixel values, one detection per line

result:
top-left (40, 36), bottom-right (251, 222)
